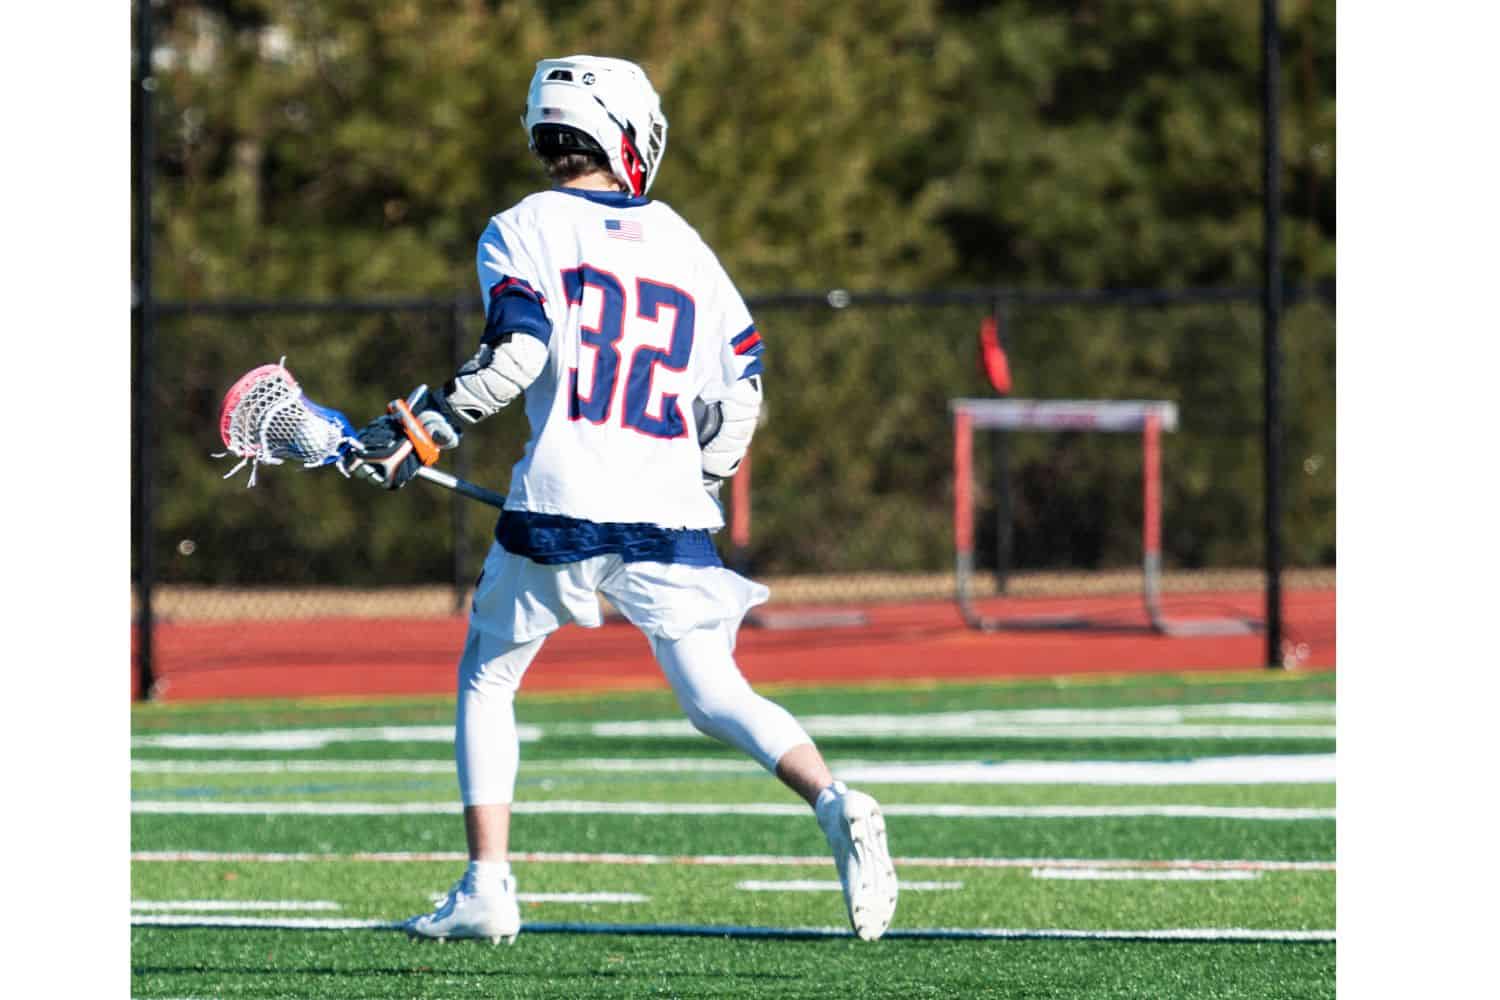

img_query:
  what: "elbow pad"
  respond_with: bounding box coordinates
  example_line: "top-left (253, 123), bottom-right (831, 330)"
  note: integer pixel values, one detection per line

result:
top-left (697, 375), bottom-right (762, 479)
top-left (442, 333), bottom-right (549, 424)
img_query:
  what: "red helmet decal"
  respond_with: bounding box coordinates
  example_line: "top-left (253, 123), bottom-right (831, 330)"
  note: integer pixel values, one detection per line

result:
top-left (619, 133), bottom-right (647, 196)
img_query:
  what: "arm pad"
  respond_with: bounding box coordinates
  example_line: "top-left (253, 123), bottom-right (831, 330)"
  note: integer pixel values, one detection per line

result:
top-left (697, 375), bottom-right (762, 479)
top-left (442, 333), bottom-right (549, 424)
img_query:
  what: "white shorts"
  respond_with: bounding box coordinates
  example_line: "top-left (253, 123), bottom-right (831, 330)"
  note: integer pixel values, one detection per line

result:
top-left (467, 541), bottom-right (770, 644)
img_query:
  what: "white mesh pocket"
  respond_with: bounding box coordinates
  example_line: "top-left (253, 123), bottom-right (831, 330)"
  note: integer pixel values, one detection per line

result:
top-left (216, 361), bottom-right (357, 486)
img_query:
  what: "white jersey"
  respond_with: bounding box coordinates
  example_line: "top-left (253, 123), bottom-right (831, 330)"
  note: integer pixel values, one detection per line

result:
top-left (476, 187), bottom-right (763, 531)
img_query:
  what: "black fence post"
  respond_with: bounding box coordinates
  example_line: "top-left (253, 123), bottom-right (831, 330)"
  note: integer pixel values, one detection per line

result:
top-left (1262, 0), bottom-right (1285, 667)
top-left (132, 0), bottom-right (157, 700)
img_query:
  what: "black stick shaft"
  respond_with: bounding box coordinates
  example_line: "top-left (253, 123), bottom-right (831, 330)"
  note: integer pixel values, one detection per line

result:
top-left (416, 466), bottom-right (507, 510)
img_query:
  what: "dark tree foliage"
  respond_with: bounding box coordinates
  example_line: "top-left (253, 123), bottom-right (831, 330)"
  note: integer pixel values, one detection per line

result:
top-left (137, 0), bottom-right (1334, 583)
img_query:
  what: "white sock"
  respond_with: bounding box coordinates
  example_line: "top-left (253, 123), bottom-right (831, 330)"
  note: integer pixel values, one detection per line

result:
top-left (466, 859), bottom-right (512, 893)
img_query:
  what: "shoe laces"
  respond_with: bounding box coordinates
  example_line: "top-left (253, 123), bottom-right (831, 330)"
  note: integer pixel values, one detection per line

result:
top-left (428, 879), bottom-right (467, 918)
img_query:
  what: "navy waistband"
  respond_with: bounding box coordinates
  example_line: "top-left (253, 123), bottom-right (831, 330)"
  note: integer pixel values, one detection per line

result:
top-left (495, 509), bottom-right (722, 567)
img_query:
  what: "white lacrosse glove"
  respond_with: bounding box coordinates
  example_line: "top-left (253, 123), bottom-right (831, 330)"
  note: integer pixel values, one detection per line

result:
top-left (694, 375), bottom-right (762, 502)
top-left (411, 384), bottom-right (464, 449)
top-left (339, 385), bottom-right (461, 490)
top-left (696, 375), bottom-right (762, 482)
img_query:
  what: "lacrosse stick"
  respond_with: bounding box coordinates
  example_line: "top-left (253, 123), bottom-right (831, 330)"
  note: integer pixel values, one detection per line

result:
top-left (214, 359), bottom-right (507, 509)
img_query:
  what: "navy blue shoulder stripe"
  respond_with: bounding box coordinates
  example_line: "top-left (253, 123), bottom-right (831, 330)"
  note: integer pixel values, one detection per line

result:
top-left (490, 275), bottom-right (545, 305)
top-left (484, 275), bottom-right (552, 346)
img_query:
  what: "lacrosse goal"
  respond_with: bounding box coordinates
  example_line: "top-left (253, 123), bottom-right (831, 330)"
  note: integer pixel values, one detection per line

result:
top-left (952, 398), bottom-right (1258, 636)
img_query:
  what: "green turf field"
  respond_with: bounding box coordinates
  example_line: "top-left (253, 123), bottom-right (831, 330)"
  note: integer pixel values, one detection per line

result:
top-left (131, 670), bottom-right (1336, 998)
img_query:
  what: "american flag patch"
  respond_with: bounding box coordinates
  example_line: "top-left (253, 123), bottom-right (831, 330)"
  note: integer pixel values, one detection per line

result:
top-left (604, 218), bottom-right (643, 242)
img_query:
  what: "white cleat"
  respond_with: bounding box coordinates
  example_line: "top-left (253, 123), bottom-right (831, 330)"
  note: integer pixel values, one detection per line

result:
top-left (403, 873), bottom-right (521, 945)
top-left (817, 783), bottom-right (898, 941)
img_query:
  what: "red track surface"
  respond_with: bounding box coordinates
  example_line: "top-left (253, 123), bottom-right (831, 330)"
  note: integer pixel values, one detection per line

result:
top-left (136, 588), bottom-right (1334, 702)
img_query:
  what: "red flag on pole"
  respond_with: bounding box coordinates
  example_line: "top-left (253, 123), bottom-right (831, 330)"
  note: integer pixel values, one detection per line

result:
top-left (979, 314), bottom-right (1012, 394)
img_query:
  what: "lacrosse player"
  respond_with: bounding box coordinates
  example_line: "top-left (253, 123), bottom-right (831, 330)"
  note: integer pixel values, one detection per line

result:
top-left (341, 55), bottom-right (897, 943)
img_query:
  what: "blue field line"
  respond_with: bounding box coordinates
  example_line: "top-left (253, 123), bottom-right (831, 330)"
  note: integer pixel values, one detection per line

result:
top-left (129, 913), bottom-right (1335, 943)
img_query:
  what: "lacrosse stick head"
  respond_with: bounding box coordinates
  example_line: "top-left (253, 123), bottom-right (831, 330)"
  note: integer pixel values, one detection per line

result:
top-left (216, 359), bottom-right (359, 486)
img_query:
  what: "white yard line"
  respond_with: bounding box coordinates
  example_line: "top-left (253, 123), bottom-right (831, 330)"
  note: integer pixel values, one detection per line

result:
top-left (427, 890), bottom-right (647, 905)
top-left (132, 914), bottom-right (393, 930)
top-left (132, 850), bottom-right (1335, 872)
top-left (130, 900), bottom-right (342, 911)
top-left (134, 801), bottom-right (467, 816)
top-left (519, 892), bottom-right (648, 904)
top-left (131, 758), bottom-right (751, 775)
top-left (130, 702), bottom-right (1335, 751)
top-left (130, 799), bottom-right (1333, 820)
top-left (588, 721), bottom-right (1335, 740)
top-left (737, 880), bottom-right (962, 892)
top-left (1030, 868), bottom-right (1260, 881)
top-left (586, 702), bottom-right (1336, 735)
top-left (131, 725), bottom-right (541, 751)
top-left (836, 755), bottom-right (1336, 785)
top-left (541, 758), bottom-right (763, 774)
top-left (130, 753), bottom-right (1335, 785)
top-left (132, 726), bottom-right (451, 751)
top-left (127, 914), bottom-right (1335, 942)
top-left (131, 759), bottom-right (459, 775)
top-left (582, 703), bottom-right (1335, 741)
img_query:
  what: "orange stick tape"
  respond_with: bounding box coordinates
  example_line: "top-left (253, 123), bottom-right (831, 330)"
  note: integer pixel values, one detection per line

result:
top-left (388, 398), bottom-right (442, 467)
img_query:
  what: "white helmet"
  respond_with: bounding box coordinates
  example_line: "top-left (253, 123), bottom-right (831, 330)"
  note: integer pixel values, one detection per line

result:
top-left (521, 55), bottom-right (668, 197)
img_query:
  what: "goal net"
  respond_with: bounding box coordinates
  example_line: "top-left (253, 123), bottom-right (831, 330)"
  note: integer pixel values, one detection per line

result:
top-left (951, 398), bottom-right (1258, 636)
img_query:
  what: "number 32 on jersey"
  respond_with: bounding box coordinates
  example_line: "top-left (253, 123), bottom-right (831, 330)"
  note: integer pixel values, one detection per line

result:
top-left (563, 264), bottom-right (695, 440)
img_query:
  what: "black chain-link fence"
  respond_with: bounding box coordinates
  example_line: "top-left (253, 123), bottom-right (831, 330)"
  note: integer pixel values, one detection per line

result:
top-left (134, 285), bottom-right (1333, 620)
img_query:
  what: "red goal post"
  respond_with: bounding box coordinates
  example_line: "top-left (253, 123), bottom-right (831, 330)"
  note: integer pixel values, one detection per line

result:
top-left (951, 398), bottom-right (1256, 636)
